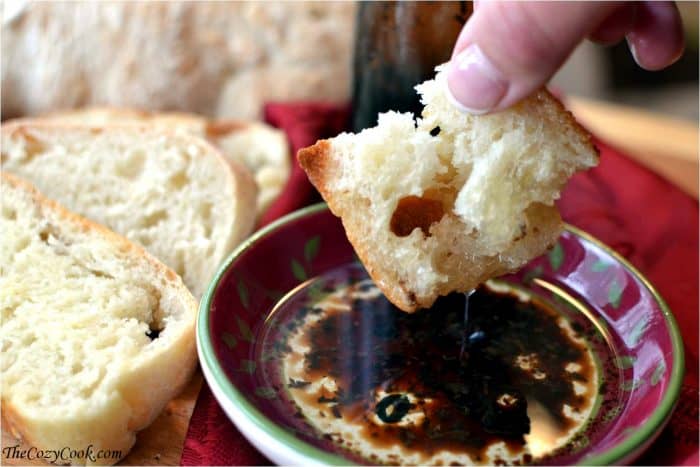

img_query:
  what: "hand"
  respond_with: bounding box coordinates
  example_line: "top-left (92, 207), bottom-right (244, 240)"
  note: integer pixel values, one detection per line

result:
top-left (446, 1), bottom-right (685, 114)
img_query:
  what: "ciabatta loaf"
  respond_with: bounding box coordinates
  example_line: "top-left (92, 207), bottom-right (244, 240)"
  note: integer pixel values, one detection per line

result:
top-left (2, 2), bottom-right (354, 120)
top-left (40, 108), bottom-right (290, 215)
top-left (1, 173), bottom-right (198, 465)
top-left (299, 65), bottom-right (598, 312)
top-left (1, 122), bottom-right (257, 297)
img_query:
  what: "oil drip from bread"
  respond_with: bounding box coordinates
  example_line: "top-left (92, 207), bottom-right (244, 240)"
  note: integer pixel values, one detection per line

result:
top-left (273, 266), bottom-right (599, 465)
top-left (460, 289), bottom-right (477, 361)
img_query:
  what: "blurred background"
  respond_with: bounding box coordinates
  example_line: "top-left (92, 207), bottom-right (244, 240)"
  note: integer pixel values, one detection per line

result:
top-left (2, 1), bottom-right (697, 195)
top-left (552, 1), bottom-right (698, 121)
top-left (3, 1), bottom-right (697, 120)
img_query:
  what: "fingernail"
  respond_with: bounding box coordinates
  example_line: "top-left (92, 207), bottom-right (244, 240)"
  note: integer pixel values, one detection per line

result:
top-left (446, 44), bottom-right (508, 114)
top-left (626, 35), bottom-right (641, 66)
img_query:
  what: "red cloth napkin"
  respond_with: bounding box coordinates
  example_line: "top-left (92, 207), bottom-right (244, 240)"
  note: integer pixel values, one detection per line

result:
top-left (181, 103), bottom-right (698, 466)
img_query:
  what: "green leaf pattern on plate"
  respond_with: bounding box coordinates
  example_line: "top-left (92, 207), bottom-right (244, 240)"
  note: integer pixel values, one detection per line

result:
top-left (628, 317), bottom-right (649, 347)
top-left (228, 236), bottom-right (324, 353)
top-left (304, 236), bottom-right (321, 263)
top-left (548, 242), bottom-right (564, 271)
top-left (592, 259), bottom-right (610, 272)
top-left (650, 360), bottom-right (666, 386)
top-left (608, 279), bottom-right (623, 308)
top-left (615, 355), bottom-right (636, 369)
top-left (291, 259), bottom-right (307, 281)
top-left (236, 316), bottom-right (255, 343)
top-left (221, 332), bottom-right (237, 349)
top-left (237, 280), bottom-right (249, 309)
top-left (621, 379), bottom-right (643, 391)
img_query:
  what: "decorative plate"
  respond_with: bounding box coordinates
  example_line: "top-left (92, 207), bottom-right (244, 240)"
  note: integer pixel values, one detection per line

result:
top-left (197, 203), bottom-right (684, 466)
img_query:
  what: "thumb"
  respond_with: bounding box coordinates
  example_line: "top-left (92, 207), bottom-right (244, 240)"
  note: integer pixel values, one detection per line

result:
top-left (447, 1), bottom-right (622, 113)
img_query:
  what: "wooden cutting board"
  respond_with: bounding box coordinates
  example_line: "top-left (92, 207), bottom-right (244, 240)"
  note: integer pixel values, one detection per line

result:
top-left (2, 372), bottom-right (202, 466)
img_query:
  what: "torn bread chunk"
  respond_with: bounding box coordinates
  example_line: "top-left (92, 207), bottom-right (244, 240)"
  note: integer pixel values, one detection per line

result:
top-left (298, 65), bottom-right (598, 312)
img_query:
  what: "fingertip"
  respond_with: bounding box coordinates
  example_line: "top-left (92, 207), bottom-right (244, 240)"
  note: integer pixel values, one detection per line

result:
top-left (448, 1), bottom-right (621, 113)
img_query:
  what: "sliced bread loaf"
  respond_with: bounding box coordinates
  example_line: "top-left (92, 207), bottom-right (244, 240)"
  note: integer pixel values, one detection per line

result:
top-left (39, 107), bottom-right (290, 216)
top-left (299, 65), bottom-right (598, 312)
top-left (1, 122), bottom-right (257, 297)
top-left (1, 173), bottom-right (198, 465)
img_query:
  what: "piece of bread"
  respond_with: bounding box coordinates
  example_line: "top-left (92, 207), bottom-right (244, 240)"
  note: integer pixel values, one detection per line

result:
top-left (1, 121), bottom-right (258, 297)
top-left (298, 65), bottom-right (598, 312)
top-left (38, 107), bottom-right (290, 216)
top-left (1, 173), bottom-right (198, 465)
top-left (2, 1), bottom-right (354, 120)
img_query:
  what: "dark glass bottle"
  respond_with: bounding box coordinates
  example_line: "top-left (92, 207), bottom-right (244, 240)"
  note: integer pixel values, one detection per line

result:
top-left (351, 1), bottom-right (472, 132)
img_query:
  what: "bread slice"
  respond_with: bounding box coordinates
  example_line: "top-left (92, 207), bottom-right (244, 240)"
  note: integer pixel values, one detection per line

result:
top-left (298, 65), bottom-right (598, 312)
top-left (40, 107), bottom-right (290, 216)
top-left (1, 173), bottom-right (198, 465)
top-left (1, 121), bottom-right (257, 297)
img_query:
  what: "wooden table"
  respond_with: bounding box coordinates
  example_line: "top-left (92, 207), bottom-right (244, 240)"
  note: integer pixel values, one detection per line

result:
top-left (1, 373), bottom-right (203, 466)
top-left (2, 98), bottom-right (697, 466)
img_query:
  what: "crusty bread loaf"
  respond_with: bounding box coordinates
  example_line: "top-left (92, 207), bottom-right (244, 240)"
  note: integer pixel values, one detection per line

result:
top-left (2, 1), bottom-right (354, 120)
top-left (39, 107), bottom-right (290, 215)
top-left (1, 121), bottom-right (258, 297)
top-left (211, 120), bottom-right (290, 217)
top-left (299, 65), bottom-right (598, 312)
top-left (1, 173), bottom-right (198, 465)
top-left (42, 107), bottom-right (205, 131)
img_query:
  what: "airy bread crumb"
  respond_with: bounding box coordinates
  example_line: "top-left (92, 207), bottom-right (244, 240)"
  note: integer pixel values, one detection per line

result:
top-left (38, 108), bottom-right (290, 216)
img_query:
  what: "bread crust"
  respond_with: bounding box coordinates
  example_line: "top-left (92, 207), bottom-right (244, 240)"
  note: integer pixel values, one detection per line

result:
top-left (1, 173), bottom-right (198, 465)
top-left (298, 140), bottom-right (332, 199)
top-left (533, 89), bottom-right (599, 160)
top-left (299, 140), bottom-right (423, 310)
